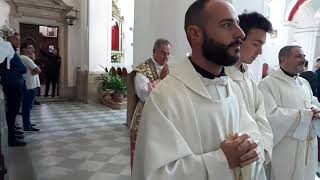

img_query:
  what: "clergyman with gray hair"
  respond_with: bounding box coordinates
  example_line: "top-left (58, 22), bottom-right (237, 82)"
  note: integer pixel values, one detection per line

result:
top-left (258, 45), bottom-right (320, 180)
top-left (127, 38), bottom-right (172, 167)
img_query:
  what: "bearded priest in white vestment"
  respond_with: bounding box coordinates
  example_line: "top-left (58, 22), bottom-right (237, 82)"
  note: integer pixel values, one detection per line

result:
top-left (258, 45), bottom-right (320, 180)
top-left (225, 12), bottom-right (274, 178)
top-left (132, 1), bottom-right (268, 180)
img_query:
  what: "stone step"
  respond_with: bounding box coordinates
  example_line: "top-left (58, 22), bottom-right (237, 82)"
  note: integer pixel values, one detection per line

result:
top-left (38, 96), bottom-right (70, 103)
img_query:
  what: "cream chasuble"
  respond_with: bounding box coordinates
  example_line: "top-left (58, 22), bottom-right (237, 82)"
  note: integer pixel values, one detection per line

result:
top-left (132, 58), bottom-right (266, 180)
top-left (258, 68), bottom-right (319, 180)
top-left (225, 65), bottom-right (273, 165)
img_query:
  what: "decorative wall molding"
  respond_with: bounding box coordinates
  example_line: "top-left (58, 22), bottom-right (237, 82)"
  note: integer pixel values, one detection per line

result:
top-left (8, 0), bottom-right (72, 21)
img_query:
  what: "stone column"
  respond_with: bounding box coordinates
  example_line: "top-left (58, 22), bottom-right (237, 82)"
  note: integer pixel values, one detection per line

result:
top-left (89, 0), bottom-right (112, 72)
top-left (86, 0), bottom-right (112, 103)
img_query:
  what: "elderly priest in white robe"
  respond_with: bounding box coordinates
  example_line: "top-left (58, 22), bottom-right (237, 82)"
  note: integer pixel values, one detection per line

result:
top-left (258, 45), bottom-right (320, 180)
top-left (132, 0), bottom-right (268, 180)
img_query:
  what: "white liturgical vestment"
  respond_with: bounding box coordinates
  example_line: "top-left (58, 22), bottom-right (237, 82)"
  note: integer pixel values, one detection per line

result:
top-left (225, 65), bottom-right (273, 164)
top-left (132, 58), bottom-right (267, 180)
top-left (258, 68), bottom-right (319, 180)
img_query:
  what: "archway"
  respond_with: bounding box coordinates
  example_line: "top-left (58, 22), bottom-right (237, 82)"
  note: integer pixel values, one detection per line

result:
top-left (289, 3), bottom-right (319, 70)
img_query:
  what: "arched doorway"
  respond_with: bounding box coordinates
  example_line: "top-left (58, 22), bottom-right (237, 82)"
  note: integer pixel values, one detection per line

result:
top-left (287, 1), bottom-right (320, 70)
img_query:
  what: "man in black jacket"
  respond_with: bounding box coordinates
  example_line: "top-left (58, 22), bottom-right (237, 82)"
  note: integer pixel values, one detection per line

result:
top-left (41, 48), bottom-right (61, 97)
top-left (314, 58), bottom-right (320, 101)
top-left (300, 61), bottom-right (317, 96)
top-left (0, 32), bottom-right (27, 146)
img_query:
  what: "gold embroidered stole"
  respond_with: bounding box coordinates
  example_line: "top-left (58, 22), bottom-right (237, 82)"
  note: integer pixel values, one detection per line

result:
top-left (129, 58), bottom-right (159, 130)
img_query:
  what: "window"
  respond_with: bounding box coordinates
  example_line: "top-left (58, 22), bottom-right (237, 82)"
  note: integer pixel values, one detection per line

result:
top-left (39, 26), bottom-right (58, 38)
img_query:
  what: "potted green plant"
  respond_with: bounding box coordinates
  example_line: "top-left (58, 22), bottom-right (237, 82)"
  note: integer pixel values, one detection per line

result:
top-left (96, 68), bottom-right (114, 99)
top-left (109, 74), bottom-right (127, 102)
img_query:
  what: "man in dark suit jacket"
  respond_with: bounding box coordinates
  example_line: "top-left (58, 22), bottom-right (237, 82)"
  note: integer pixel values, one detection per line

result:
top-left (41, 48), bottom-right (61, 97)
top-left (300, 61), bottom-right (317, 95)
top-left (0, 32), bottom-right (27, 146)
top-left (314, 58), bottom-right (320, 101)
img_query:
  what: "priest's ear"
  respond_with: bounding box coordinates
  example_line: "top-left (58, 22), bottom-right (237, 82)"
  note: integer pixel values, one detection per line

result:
top-left (186, 25), bottom-right (203, 47)
top-left (279, 56), bottom-right (287, 65)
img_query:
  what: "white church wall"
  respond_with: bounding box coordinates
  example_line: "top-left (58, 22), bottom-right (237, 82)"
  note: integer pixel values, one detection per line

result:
top-left (232, 0), bottom-right (264, 14)
top-left (133, 0), bottom-right (194, 68)
top-left (132, 0), bottom-right (277, 80)
top-left (267, 0), bottom-right (289, 64)
top-left (115, 0), bottom-right (134, 70)
top-left (86, 0), bottom-right (112, 103)
top-left (232, 0), bottom-right (317, 80)
top-left (265, 1), bottom-right (319, 72)
top-left (291, 5), bottom-right (318, 70)
top-left (89, 0), bottom-right (112, 72)
top-left (0, 0), bottom-right (10, 27)
top-left (131, 0), bottom-right (319, 80)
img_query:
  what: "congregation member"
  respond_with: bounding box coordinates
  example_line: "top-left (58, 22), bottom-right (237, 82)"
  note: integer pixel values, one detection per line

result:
top-left (0, 32), bottom-right (26, 146)
top-left (20, 43), bottom-right (41, 131)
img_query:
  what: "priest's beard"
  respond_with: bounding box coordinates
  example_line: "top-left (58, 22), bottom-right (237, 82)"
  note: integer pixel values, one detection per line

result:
top-left (202, 32), bottom-right (241, 66)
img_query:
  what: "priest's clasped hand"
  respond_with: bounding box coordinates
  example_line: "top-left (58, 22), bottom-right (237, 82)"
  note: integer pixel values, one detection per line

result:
top-left (311, 107), bottom-right (320, 119)
top-left (160, 64), bottom-right (169, 80)
top-left (220, 133), bottom-right (259, 169)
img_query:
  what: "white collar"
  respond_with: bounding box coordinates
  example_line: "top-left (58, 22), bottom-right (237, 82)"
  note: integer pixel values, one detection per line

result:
top-left (200, 76), bottom-right (229, 86)
top-left (225, 64), bottom-right (250, 81)
top-left (269, 67), bottom-right (302, 84)
top-left (151, 57), bottom-right (164, 70)
top-left (170, 56), bottom-right (233, 100)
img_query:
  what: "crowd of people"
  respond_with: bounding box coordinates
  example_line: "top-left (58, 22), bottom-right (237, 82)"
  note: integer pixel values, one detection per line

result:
top-left (129, 0), bottom-right (320, 180)
top-left (0, 32), bottom-right (61, 147)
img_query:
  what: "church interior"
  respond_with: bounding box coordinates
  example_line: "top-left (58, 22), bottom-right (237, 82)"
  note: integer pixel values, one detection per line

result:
top-left (1, 0), bottom-right (320, 179)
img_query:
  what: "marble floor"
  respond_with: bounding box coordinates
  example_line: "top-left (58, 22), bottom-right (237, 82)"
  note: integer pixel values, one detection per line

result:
top-left (6, 101), bottom-right (130, 180)
top-left (5, 101), bottom-right (320, 180)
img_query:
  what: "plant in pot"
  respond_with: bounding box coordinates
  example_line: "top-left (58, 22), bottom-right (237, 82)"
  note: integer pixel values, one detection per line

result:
top-left (96, 69), bottom-right (115, 99)
top-left (109, 74), bottom-right (127, 102)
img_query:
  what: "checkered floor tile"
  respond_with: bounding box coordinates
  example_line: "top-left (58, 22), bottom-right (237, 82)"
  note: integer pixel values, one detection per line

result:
top-left (7, 102), bottom-right (130, 180)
